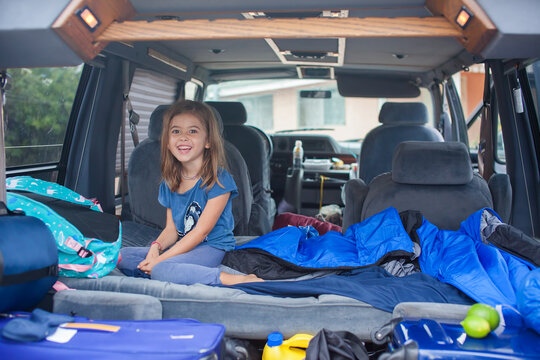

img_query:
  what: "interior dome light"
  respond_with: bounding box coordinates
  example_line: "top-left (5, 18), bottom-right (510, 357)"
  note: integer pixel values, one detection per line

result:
top-left (455, 6), bottom-right (473, 29)
top-left (76, 6), bottom-right (100, 32)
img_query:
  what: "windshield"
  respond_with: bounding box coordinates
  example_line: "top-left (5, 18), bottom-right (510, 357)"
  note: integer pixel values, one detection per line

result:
top-left (205, 79), bottom-right (434, 142)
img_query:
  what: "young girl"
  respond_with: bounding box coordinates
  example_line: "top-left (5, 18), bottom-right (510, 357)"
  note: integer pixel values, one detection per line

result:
top-left (117, 100), bottom-right (261, 285)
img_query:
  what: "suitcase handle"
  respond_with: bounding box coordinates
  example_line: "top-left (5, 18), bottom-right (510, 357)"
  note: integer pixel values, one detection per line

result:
top-left (371, 317), bottom-right (403, 345)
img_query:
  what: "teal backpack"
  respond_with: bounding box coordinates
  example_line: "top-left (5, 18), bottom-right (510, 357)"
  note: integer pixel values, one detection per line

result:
top-left (6, 176), bottom-right (121, 278)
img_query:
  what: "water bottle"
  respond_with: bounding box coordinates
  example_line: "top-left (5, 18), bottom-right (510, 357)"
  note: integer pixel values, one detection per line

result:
top-left (293, 140), bottom-right (304, 169)
top-left (262, 332), bottom-right (313, 360)
top-left (349, 162), bottom-right (358, 179)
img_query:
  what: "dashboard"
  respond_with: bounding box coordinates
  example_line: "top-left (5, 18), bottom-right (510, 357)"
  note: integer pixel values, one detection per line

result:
top-left (269, 134), bottom-right (359, 209)
top-left (271, 134), bottom-right (342, 154)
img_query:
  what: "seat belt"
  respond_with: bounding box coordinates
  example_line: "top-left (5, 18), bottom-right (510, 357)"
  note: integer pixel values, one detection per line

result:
top-left (438, 83), bottom-right (453, 141)
top-left (478, 63), bottom-right (494, 182)
top-left (0, 71), bottom-right (9, 208)
top-left (120, 61), bottom-right (140, 213)
top-left (120, 62), bottom-right (136, 210)
top-left (126, 97), bottom-right (140, 147)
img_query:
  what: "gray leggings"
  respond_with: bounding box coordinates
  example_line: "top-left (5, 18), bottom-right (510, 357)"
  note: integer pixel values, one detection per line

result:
top-left (117, 245), bottom-right (225, 285)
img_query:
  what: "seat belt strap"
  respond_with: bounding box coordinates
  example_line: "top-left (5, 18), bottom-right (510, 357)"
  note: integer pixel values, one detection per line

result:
top-left (127, 96), bottom-right (139, 147)
top-left (478, 63), bottom-right (494, 181)
top-left (441, 83), bottom-right (453, 141)
top-left (120, 62), bottom-right (140, 212)
top-left (120, 62), bottom-right (129, 211)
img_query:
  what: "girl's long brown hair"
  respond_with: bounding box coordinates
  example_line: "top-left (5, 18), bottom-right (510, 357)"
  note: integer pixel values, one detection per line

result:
top-left (161, 100), bottom-right (226, 192)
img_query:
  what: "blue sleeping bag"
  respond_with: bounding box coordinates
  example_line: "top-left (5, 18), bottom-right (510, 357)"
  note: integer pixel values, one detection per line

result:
top-left (238, 207), bottom-right (414, 268)
top-left (237, 206), bottom-right (539, 333)
top-left (417, 208), bottom-right (535, 308)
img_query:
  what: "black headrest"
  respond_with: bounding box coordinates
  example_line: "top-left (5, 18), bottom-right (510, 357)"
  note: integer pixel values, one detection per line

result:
top-left (205, 101), bottom-right (247, 125)
top-left (148, 103), bottom-right (224, 141)
top-left (392, 141), bottom-right (473, 185)
top-left (148, 105), bottom-right (170, 140)
top-left (379, 102), bottom-right (428, 125)
top-left (208, 105), bottom-right (225, 135)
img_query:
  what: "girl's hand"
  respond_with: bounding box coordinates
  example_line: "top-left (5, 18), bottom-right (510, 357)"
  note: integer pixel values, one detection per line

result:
top-left (137, 257), bottom-right (160, 275)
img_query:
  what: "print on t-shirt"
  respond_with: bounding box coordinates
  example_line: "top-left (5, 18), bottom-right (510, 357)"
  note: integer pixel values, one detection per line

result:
top-left (177, 201), bottom-right (203, 239)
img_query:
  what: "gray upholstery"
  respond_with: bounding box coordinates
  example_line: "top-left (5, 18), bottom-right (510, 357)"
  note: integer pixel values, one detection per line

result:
top-left (127, 108), bottom-right (167, 230)
top-left (392, 302), bottom-right (470, 322)
top-left (223, 141), bottom-right (253, 235)
top-left (206, 101), bottom-right (247, 125)
top-left (148, 105), bottom-right (169, 140)
top-left (361, 173), bottom-right (492, 231)
top-left (124, 104), bottom-right (254, 244)
top-left (206, 101), bottom-right (275, 235)
top-left (121, 220), bottom-right (162, 248)
top-left (58, 275), bottom-right (391, 341)
top-left (54, 290), bottom-right (163, 320)
top-left (343, 141), bottom-right (494, 232)
top-left (392, 141), bottom-right (473, 185)
top-left (378, 102), bottom-right (429, 125)
top-left (342, 178), bottom-right (369, 233)
top-left (359, 102), bottom-right (443, 184)
top-left (488, 173), bottom-right (512, 223)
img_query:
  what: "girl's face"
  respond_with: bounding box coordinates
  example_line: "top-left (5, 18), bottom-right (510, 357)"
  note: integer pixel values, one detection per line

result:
top-left (167, 112), bottom-right (209, 169)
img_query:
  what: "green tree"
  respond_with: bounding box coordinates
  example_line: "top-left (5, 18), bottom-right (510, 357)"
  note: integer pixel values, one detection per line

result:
top-left (5, 66), bottom-right (82, 167)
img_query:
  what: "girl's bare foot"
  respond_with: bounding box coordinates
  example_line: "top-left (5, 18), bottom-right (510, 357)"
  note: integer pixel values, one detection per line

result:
top-left (220, 272), bottom-right (264, 285)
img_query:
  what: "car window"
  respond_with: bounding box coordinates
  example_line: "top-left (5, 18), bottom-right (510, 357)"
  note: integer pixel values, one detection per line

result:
top-left (184, 80), bottom-right (202, 100)
top-left (205, 79), bottom-right (434, 142)
top-left (495, 113), bottom-right (505, 163)
top-left (4, 66), bottom-right (82, 168)
top-left (452, 65), bottom-right (485, 151)
top-left (298, 86), bottom-right (345, 128)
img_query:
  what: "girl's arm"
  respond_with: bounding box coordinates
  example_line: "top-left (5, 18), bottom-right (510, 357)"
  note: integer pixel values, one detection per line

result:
top-left (139, 192), bottom-right (230, 273)
top-left (139, 208), bottom-right (178, 266)
top-left (151, 208), bottom-right (178, 250)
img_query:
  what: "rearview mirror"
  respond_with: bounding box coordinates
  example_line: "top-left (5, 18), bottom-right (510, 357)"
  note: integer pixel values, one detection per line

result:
top-left (300, 90), bottom-right (332, 99)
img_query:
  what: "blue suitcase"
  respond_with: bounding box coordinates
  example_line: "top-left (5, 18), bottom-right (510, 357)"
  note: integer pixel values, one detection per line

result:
top-left (381, 317), bottom-right (540, 359)
top-left (0, 315), bottom-right (225, 360)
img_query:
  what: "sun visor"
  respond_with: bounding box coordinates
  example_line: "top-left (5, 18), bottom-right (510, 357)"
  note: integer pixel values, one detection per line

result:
top-left (337, 74), bottom-right (420, 98)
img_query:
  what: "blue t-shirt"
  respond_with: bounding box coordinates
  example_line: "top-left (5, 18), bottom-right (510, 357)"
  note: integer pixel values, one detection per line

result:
top-left (158, 168), bottom-right (238, 251)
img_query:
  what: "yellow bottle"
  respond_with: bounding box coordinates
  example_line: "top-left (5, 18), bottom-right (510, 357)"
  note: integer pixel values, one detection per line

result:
top-left (262, 332), bottom-right (313, 360)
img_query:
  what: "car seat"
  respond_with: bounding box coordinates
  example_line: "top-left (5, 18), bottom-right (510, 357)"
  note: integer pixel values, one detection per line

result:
top-left (123, 104), bottom-right (254, 247)
top-left (206, 101), bottom-right (275, 234)
top-left (359, 102), bottom-right (443, 184)
top-left (343, 141), bottom-right (512, 232)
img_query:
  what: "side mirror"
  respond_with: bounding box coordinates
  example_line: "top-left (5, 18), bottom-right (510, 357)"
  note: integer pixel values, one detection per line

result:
top-left (299, 90), bottom-right (331, 99)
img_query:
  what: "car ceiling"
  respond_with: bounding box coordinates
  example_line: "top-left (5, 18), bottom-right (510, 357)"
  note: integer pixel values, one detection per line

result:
top-left (2, 0), bottom-right (540, 85)
top-left (127, 0), bottom-right (468, 80)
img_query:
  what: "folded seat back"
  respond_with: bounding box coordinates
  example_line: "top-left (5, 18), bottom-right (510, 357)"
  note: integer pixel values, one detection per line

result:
top-left (343, 141), bottom-right (494, 231)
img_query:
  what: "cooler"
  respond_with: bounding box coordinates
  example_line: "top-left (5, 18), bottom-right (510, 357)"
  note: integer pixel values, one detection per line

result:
top-left (383, 318), bottom-right (540, 360)
top-left (0, 315), bottom-right (225, 360)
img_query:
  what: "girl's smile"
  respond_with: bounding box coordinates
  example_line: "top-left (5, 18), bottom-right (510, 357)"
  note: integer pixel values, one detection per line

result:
top-left (177, 145), bottom-right (192, 154)
top-left (167, 113), bottom-right (209, 168)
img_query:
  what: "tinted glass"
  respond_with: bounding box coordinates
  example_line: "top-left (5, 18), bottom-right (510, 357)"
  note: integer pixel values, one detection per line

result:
top-left (5, 66), bottom-right (82, 167)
